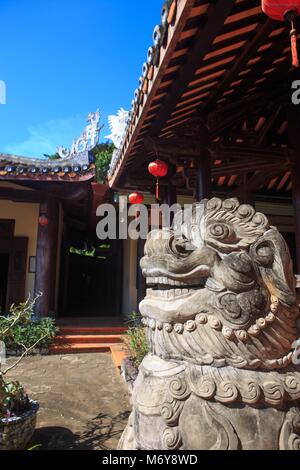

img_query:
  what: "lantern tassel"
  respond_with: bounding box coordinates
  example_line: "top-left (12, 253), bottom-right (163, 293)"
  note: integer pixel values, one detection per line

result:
top-left (156, 179), bottom-right (160, 202)
top-left (291, 29), bottom-right (299, 68)
top-left (286, 11), bottom-right (299, 68)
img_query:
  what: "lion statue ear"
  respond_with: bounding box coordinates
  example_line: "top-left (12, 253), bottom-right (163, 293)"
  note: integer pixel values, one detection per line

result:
top-left (250, 228), bottom-right (297, 308)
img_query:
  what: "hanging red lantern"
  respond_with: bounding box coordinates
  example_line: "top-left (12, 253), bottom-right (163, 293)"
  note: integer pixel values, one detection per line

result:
top-left (148, 159), bottom-right (169, 201)
top-left (262, 1), bottom-right (300, 67)
top-left (148, 159), bottom-right (169, 178)
top-left (128, 192), bottom-right (144, 204)
top-left (38, 215), bottom-right (49, 227)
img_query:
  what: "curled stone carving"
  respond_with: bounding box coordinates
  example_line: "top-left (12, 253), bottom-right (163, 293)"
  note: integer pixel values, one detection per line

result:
top-left (163, 427), bottom-right (182, 450)
top-left (239, 380), bottom-right (261, 405)
top-left (215, 381), bottom-right (239, 404)
top-left (120, 199), bottom-right (300, 450)
top-left (160, 399), bottom-right (184, 427)
top-left (169, 377), bottom-right (190, 401)
top-left (279, 409), bottom-right (300, 450)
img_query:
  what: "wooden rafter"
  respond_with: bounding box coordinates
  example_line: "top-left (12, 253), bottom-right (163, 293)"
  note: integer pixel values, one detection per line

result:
top-left (149, 0), bottom-right (236, 136)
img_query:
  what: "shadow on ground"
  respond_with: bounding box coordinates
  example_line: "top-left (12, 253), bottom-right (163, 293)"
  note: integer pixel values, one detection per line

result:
top-left (30, 411), bottom-right (131, 450)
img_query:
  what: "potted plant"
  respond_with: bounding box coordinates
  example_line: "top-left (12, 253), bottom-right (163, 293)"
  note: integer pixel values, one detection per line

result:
top-left (0, 294), bottom-right (52, 450)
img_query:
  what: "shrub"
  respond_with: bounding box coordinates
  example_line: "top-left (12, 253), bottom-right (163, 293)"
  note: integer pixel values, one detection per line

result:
top-left (124, 312), bottom-right (148, 369)
top-left (8, 317), bottom-right (58, 352)
top-left (0, 295), bottom-right (58, 419)
top-left (0, 298), bottom-right (58, 353)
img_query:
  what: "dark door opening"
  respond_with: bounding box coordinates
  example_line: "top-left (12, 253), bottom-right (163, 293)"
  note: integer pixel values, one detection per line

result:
top-left (0, 253), bottom-right (9, 313)
top-left (59, 242), bottom-right (122, 318)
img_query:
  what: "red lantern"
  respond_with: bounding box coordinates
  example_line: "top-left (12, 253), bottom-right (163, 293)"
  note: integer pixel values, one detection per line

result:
top-left (38, 215), bottom-right (49, 227)
top-left (262, 0), bottom-right (300, 67)
top-left (148, 159), bottom-right (169, 178)
top-left (148, 159), bottom-right (169, 201)
top-left (128, 192), bottom-right (144, 204)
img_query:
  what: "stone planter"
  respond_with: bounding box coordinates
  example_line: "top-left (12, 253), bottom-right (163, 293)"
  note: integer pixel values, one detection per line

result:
top-left (0, 400), bottom-right (39, 450)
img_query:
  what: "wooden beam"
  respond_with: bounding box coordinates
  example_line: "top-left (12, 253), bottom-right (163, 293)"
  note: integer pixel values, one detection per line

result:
top-left (229, 168), bottom-right (282, 199)
top-left (0, 187), bottom-right (46, 203)
top-left (149, 0), bottom-right (236, 137)
top-left (208, 90), bottom-right (288, 138)
top-left (203, 17), bottom-right (275, 112)
top-left (210, 143), bottom-right (293, 162)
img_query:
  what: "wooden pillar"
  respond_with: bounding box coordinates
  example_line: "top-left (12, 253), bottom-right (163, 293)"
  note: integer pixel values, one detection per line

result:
top-left (241, 174), bottom-right (255, 206)
top-left (35, 199), bottom-right (59, 316)
top-left (289, 104), bottom-right (300, 273)
top-left (164, 182), bottom-right (177, 207)
top-left (196, 148), bottom-right (212, 201)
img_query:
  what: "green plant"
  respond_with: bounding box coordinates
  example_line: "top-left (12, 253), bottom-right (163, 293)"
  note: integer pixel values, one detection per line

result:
top-left (124, 312), bottom-right (148, 369)
top-left (0, 295), bottom-right (57, 419)
top-left (0, 297), bottom-right (58, 351)
top-left (10, 317), bottom-right (58, 351)
top-left (93, 142), bottom-right (115, 183)
top-left (0, 380), bottom-right (30, 419)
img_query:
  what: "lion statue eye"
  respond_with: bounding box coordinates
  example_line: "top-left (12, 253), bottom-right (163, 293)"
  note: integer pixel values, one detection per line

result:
top-left (208, 223), bottom-right (234, 242)
top-left (170, 236), bottom-right (191, 257)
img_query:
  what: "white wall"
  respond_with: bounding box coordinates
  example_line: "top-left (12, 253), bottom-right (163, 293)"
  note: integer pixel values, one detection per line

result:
top-left (122, 238), bottom-right (138, 316)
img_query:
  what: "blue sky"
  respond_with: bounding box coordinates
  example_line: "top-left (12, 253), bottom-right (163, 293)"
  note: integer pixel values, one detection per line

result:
top-left (0, 0), bottom-right (163, 157)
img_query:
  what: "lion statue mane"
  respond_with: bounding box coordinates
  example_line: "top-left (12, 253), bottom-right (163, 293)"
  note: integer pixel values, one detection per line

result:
top-left (119, 198), bottom-right (300, 450)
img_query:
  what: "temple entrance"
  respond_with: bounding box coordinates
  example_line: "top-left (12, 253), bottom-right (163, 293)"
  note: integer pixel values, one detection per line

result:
top-left (0, 253), bottom-right (9, 313)
top-left (59, 241), bottom-right (122, 318)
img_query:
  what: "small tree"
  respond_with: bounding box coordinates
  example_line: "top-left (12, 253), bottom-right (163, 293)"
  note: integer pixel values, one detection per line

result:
top-left (0, 295), bottom-right (52, 419)
top-left (93, 142), bottom-right (115, 183)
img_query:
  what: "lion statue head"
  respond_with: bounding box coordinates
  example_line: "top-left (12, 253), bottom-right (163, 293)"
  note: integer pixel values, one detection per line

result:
top-left (140, 198), bottom-right (299, 371)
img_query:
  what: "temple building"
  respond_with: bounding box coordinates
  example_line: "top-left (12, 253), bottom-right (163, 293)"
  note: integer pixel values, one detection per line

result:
top-left (1, 0), bottom-right (300, 324)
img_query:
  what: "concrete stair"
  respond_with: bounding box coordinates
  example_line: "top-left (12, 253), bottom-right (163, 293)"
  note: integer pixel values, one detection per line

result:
top-left (49, 326), bottom-right (128, 369)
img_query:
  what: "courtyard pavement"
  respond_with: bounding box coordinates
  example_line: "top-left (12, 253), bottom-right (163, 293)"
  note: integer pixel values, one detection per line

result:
top-left (5, 353), bottom-right (131, 450)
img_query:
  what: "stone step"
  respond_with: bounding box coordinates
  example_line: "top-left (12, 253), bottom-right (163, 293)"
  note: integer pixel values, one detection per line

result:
top-left (49, 342), bottom-right (113, 355)
top-left (58, 327), bottom-right (127, 336)
top-left (53, 334), bottom-right (124, 345)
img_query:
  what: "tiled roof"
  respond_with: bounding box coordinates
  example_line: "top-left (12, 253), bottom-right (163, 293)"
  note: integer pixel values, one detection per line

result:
top-left (0, 151), bottom-right (96, 182)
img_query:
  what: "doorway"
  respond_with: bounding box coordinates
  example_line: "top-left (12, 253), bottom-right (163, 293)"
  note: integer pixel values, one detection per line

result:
top-left (59, 241), bottom-right (122, 318)
top-left (0, 253), bottom-right (9, 313)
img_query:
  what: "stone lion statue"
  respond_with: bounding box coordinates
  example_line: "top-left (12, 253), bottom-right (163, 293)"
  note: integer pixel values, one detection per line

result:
top-left (119, 198), bottom-right (300, 450)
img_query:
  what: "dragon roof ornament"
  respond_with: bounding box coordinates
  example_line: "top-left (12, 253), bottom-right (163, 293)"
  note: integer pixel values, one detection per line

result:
top-left (106, 108), bottom-right (129, 150)
top-left (57, 109), bottom-right (101, 159)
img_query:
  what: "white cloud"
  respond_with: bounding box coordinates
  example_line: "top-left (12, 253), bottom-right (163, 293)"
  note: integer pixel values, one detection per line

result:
top-left (4, 114), bottom-right (86, 158)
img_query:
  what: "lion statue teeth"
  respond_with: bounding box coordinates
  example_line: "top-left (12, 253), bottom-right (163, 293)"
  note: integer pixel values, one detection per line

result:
top-left (119, 198), bottom-right (300, 450)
